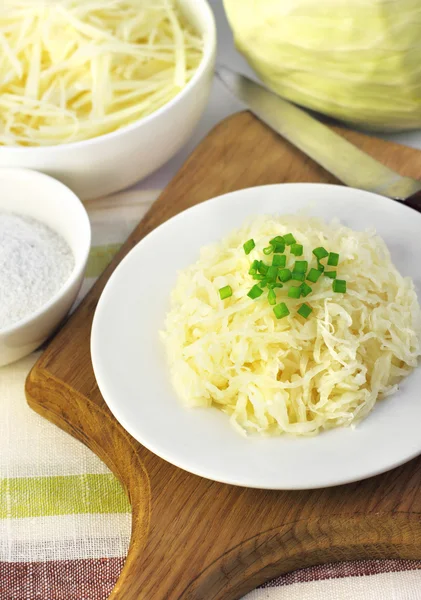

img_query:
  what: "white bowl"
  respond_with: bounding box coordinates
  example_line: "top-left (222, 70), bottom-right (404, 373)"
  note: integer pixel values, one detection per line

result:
top-left (0, 168), bottom-right (91, 367)
top-left (0, 0), bottom-right (216, 201)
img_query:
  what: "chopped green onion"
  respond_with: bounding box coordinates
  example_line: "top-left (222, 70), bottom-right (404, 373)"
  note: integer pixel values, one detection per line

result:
top-left (278, 268), bottom-right (292, 282)
top-left (268, 288), bottom-right (276, 305)
top-left (246, 237), bottom-right (343, 308)
top-left (313, 246), bottom-right (329, 260)
top-left (307, 268), bottom-right (322, 283)
top-left (298, 303), bottom-right (313, 318)
top-left (294, 260), bottom-right (308, 273)
top-left (291, 271), bottom-right (305, 281)
top-left (333, 279), bottom-right (347, 293)
top-left (257, 261), bottom-right (268, 275)
top-left (273, 302), bottom-right (290, 319)
top-left (300, 282), bottom-right (312, 297)
top-left (328, 252), bottom-right (339, 267)
top-left (267, 265), bottom-right (278, 281)
top-left (272, 254), bottom-right (286, 268)
top-left (288, 285), bottom-right (302, 298)
top-left (219, 285), bottom-right (232, 300)
top-left (243, 239), bottom-right (255, 255)
top-left (284, 233), bottom-right (296, 246)
top-left (291, 243), bottom-right (303, 256)
top-left (269, 236), bottom-right (286, 253)
top-left (270, 235), bottom-right (285, 245)
top-left (248, 284), bottom-right (264, 299)
top-left (249, 259), bottom-right (259, 275)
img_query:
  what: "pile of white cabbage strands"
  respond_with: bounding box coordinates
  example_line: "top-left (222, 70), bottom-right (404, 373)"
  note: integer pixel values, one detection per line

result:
top-left (162, 216), bottom-right (421, 436)
top-left (0, 0), bottom-right (203, 146)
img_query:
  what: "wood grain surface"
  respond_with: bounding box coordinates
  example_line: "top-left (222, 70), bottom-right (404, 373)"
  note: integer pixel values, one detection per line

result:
top-left (26, 112), bottom-right (421, 600)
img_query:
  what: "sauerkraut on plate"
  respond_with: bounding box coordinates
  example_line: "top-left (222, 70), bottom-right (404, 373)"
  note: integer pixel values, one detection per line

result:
top-left (161, 215), bottom-right (421, 436)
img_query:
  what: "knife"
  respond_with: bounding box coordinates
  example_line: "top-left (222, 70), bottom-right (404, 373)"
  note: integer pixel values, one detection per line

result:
top-left (216, 66), bottom-right (421, 208)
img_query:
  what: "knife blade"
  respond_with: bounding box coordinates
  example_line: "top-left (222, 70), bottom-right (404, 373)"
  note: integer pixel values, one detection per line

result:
top-left (216, 66), bottom-right (421, 203)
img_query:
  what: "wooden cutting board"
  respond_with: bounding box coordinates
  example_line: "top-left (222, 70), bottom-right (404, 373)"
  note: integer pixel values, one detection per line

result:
top-left (26, 112), bottom-right (421, 600)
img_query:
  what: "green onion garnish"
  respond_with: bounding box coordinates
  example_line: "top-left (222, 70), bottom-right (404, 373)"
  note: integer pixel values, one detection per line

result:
top-left (300, 282), bottom-right (312, 297)
top-left (219, 285), bottom-right (232, 300)
top-left (270, 235), bottom-right (285, 245)
top-left (248, 259), bottom-right (259, 275)
top-left (269, 236), bottom-right (285, 253)
top-left (333, 279), bottom-right (347, 293)
top-left (245, 235), bottom-right (343, 311)
top-left (291, 271), bottom-right (305, 281)
top-left (294, 260), bottom-right (308, 273)
top-left (291, 243), bottom-right (303, 256)
top-left (257, 261), bottom-right (268, 275)
top-left (328, 252), bottom-right (339, 267)
top-left (273, 302), bottom-right (290, 319)
top-left (272, 254), bottom-right (286, 268)
top-left (278, 268), bottom-right (292, 282)
top-left (284, 233), bottom-right (296, 246)
top-left (268, 288), bottom-right (276, 305)
top-left (298, 303), bottom-right (313, 318)
top-left (288, 285), bottom-right (302, 299)
top-left (248, 284), bottom-right (264, 299)
top-left (307, 268), bottom-right (322, 283)
top-left (267, 265), bottom-right (278, 281)
top-left (313, 246), bottom-right (329, 260)
top-left (243, 239), bottom-right (255, 255)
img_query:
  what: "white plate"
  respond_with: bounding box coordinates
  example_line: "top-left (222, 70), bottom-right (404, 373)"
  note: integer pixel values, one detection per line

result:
top-left (91, 184), bottom-right (421, 490)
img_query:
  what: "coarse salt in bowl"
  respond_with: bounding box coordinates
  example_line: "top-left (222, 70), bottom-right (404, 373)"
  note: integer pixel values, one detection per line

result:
top-left (0, 168), bottom-right (91, 367)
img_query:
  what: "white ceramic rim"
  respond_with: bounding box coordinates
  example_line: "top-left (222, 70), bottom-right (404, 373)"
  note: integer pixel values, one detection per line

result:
top-left (0, 0), bottom-right (216, 154)
top-left (0, 167), bottom-right (91, 335)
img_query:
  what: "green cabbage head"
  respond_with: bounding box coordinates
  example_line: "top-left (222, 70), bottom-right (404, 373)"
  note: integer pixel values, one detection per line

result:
top-left (224, 0), bottom-right (421, 130)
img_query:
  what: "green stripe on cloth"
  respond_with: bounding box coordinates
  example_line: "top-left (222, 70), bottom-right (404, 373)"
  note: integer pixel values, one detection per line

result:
top-left (0, 474), bottom-right (130, 519)
top-left (86, 244), bottom-right (123, 278)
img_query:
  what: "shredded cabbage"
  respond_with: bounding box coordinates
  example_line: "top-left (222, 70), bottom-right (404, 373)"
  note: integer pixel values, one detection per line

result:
top-left (161, 216), bottom-right (421, 436)
top-left (0, 0), bottom-right (203, 146)
top-left (224, 0), bottom-right (421, 131)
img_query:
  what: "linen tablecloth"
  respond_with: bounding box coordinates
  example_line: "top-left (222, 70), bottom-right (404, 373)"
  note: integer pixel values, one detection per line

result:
top-left (1, 189), bottom-right (421, 600)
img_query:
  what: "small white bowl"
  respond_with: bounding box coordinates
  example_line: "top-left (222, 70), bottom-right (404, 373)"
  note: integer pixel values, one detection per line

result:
top-left (0, 0), bottom-right (216, 201)
top-left (0, 168), bottom-right (91, 367)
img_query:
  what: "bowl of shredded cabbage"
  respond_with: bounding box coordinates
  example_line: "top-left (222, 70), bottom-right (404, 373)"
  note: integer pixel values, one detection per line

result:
top-left (0, 0), bottom-right (216, 199)
top-left (91, 184), bottom-right (421, 489)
